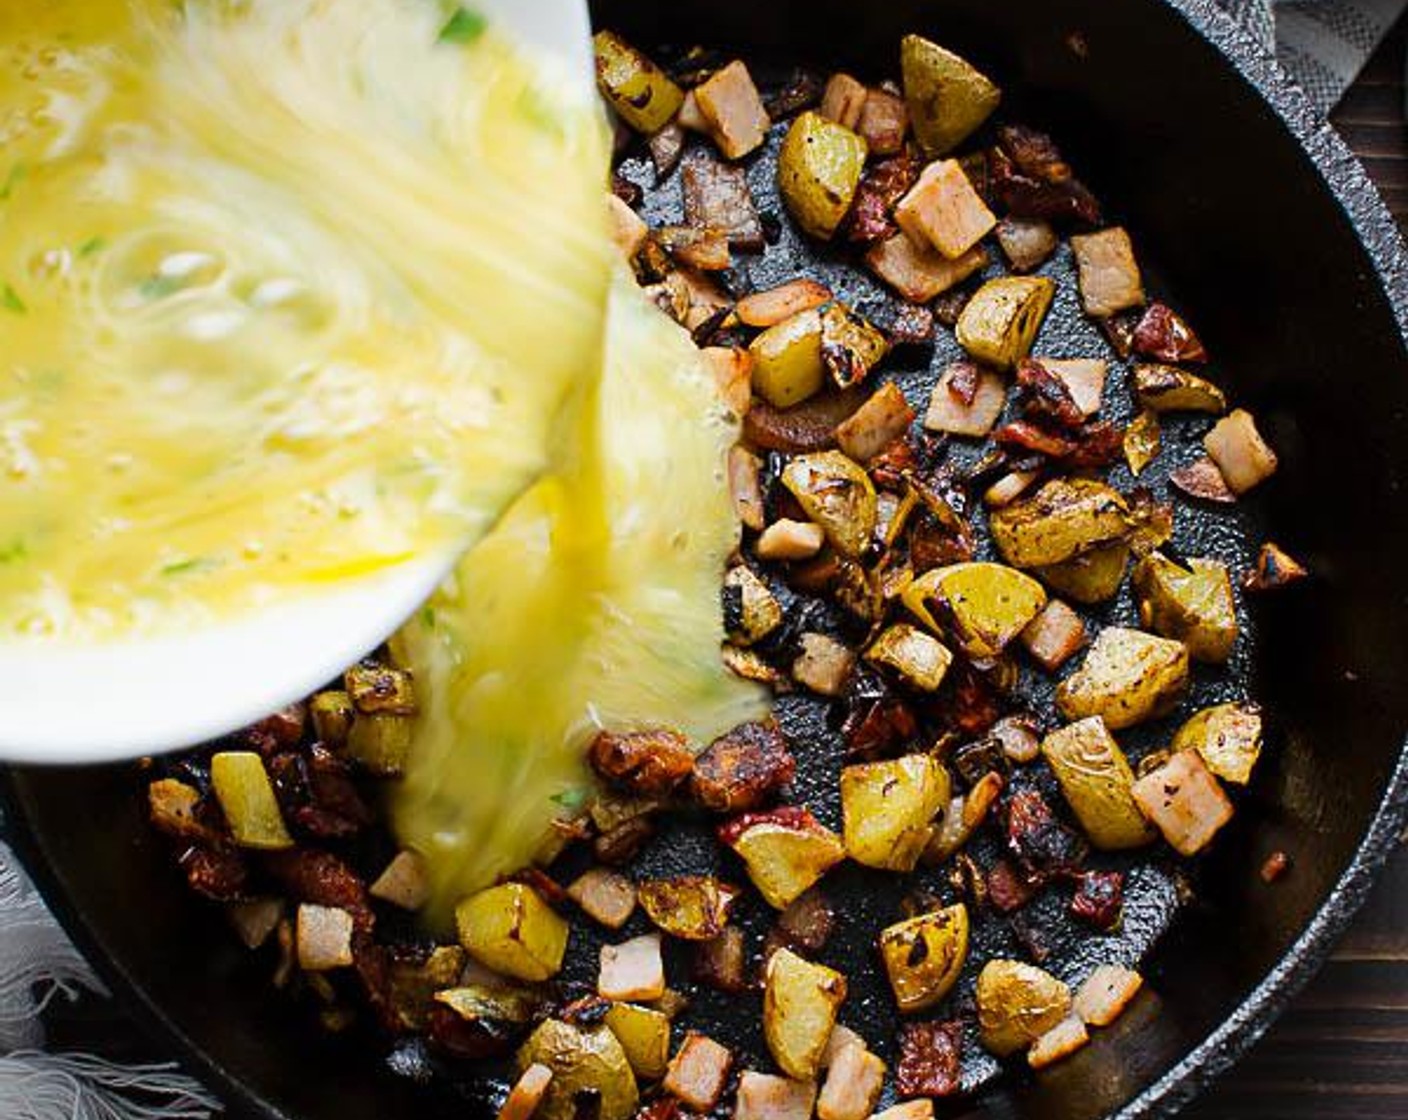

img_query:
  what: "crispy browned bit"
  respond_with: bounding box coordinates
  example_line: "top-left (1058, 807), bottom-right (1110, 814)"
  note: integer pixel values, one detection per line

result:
top-left (895, 1020), bottom-right (963, 1098)
top-left (764, 68), bottom-right (825, 120)
top-left (690, 720), bottom-right (796, 812)
top-left (742, 388), bottom-right (867, 454)
top-left (425, 1003), bottom-right (520, 1060)
top-left (951, 737), bottom-right (1009, 786)
top-left (649, 121), bottom-right (687, 179)
top-left (846, 154), bottom-right (918, 245)
top-left (682, 155), bottom-right (765, 251)
top-left (345, 662), bottom-right (417, 716)
top-left (1170, 456), bottom-right (1238, 504)
top-left (1007, 788), bottom-right (1087, 878)
top-left (263, 848), bottom-right (374, 933)
top-left (886, 302), bottom-right (936, 347)
top-left (1100, 309), bottom-right (1140, 358)
top-left (179, 844), bottom-right (249, 901)
top-left (1123, 410), bottom-right (1162, 477)
top-left (595, 815), bottom-right (657, 866)
top-left (693, 926), bottom-right (749, 993)
top-left (942, 662), bottom-right (1003, 738)
top-left (291, 745), bottom-right (374, 840)
top-left (590, 729), bottom-right (696, 797)
top-left (1261, 850), bottom-right (1291, 883)
top-left (987, 859), bottom-right (1040, 913)
top-left (1127, 487), bottom-right (1176, 557)
top-left (989, 142), bottom-right (1101, 227)
top-left (1070, 870), bottom-right (1124, 929)
top-left (774, 887), bottom-right (836, 953)
top-left (654, 226), bottom-right (731, 272)
top-left (1132, 302), bottom-right (1207, 364)
top-left (611, 173), bottom-right (643, 207)
top-left (248, 702), bottom-right (307, 750)
top-left (947, 359), bottom-right (980, 407)
top-left (1016, 359), bottom-right (1085, 430)
top-left (148, 778), bottom-right (219, 843)
top-left (931, 285), bottom-right (974, 328)
top-left (841, 670), bottom-right (920, 757)
top-left (1244, 541), bottom-right (1310, 592)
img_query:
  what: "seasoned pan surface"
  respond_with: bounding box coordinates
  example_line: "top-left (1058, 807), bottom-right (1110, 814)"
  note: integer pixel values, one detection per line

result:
top-left (5, 1), bottom-right (1408, 1118)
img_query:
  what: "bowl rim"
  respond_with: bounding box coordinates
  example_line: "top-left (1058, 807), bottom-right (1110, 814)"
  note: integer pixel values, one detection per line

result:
top-left (4, 1), bottom-right (1408, 1117)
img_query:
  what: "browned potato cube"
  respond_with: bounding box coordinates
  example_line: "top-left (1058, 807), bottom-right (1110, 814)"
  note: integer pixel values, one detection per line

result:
top-left (1070, 228), bottom-right (1145, 317)
top-left (1133, 553), bottom-right (1238, 663)
top-left (819, 73), bottom-right (869, 129)
top-left (1027, 1016), bottom-right (1090, 1070)
top-left (1041, 717), bottom-right (1155, 850)
top-left (896, 160), bottom-right (997, 259)
top-left (901, 34), bottom-right (1000, 156)
top-left (781, 451), bottom-right (877, 559)
top-left (902, 562), bottom-right (1048, 658)
top-left (593, 31), bottom-right (684, 135)
top-left (1055, 626), bottom-right (1189, 730)
top-left (764, 948), bottom-right (848, 1080)
top-left (1131, 750), bottom-right (1234, 855)
top-left (1172, 702), bottom-right (1263, 785)
top-left (1036, 541), bottom-right (1131, 606)
top-left (1021, 598), bottom-right (1087, 671)
top-left (1132, 364), bottom-right (1227, 414)
top-left (604, 1002), bottom-right (671, 1081)
top-left (976, 960), bottom-right (1072, 1057)
top-left (456, 883), bottom-right (569, 982)
top-left (878, 904), bottom-right (970, 1013)
top-left (923, 361), bottom-right (1007, 438)
top-left (599, 933), bottom-right (666, 1001)
top-left (735, 1071), bottom-right (818, 1120)
top-left (309, 689), bottom-right (354, 746)
top-left (836, 382), bottom-right (915, 463)
top-left (956, 276), bottom-right (1056, 370)
top-left (989, 478), bottom-right (1131, 570)
top-left (345, 662), bottom-right (417, 715)
top-left (866, 235), bottom-right (988, 302)
top-left (865, 623), bottom-right (953, 692)
top-left (720, 808), bottom-right (846, 910)
top-left (1204, 408), bottom-right (1278, 494)
top-left (695, 61), bottom-right (771, 159)
top-left (792, 633), bottom-right (857, 697)
top-left (210, 751), bottom-right (293, 850)
top-left (663, 1032), bottom-right (732, 1111)
top-left (819, 301), bottom-right (890, 390)
top-left (841, 755), bottom-right (951, 870)
top-left (568, 868), bottom-right (637, 930)
top-left (779, 113), bottom-right (868, 239)
top-left (637, 877), bottom-right (739, 941)
top-left (724, 564), bottom-right (783, 646)
top-left (517, 1019), bottom-right (639, 1120)
top-left (749, 307), bottom-right (825, 408)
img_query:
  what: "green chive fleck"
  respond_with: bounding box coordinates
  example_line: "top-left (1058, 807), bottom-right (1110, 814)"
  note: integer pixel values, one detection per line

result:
top-left (139, 274), bottom-right (186, 300)
top-left (0, 164), bottom-right (27, 202)
top-left (420, 605), bottom-right (437, 629)
top-left (1, 283), bottom-right (26, 314)
top-left (550, 788), bottom-right (588, 812)
top-left (438, 7), bottom-right (486, 45)
top-left (77, 236), bottom-right (108, 258)
top-left (161, 556), bottom-right (213, 576)
top-left (0, 539), bottom-right (27, 566)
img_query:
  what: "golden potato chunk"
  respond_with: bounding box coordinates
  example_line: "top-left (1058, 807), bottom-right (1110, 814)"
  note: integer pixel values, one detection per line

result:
top-left (210, 752), bottom-right (293, 851)
top-left (724, 564), bottom-right (783, 646)
top-left (749, 308), bottom-right (825, 408)
top-left (924, 361), bottom-right (1008, 438)
top-left (778, 112), bottom-right (868, 240)
top-left (516, 1019), bottom-right (639, 1120)
top-left (1055, 626), bottom-right (1189, 730)
top-left (1070, 227), bottom-right (1145, 318)
top-left (637, 877), bottom-right (739, 942)
top-left (456, 883), bottom-right (569, 983)
top-left (764, 948), bottom-right (848, 1080)
top-left (901, 34), bottom-right (1001, 156)
top-left (1040, 717), bottom-right (1155, 850)
top-left (781, 451), bottom-right (878, 559)
top-left (722, 809), bottom-right (846, 910)
top-left (1132, 364), bottom-right (1227, 414)
top-left (878, 904), bottom-right (970, 1013)
top-left (903, 562), bottom-right (1048, 658)
top-left (865, 623), bottom-right (953, 692)
top-left (976, 960), bottom-right (1072, 1057)
top-left (895, 160), bottom-right (996, 259)
top-left (1131, 750), bottom-right (1234, 856)
top-left (604, 1002), bottom-right (672, 1081)
top-left (989, 478), bottom-right (1131, 570)
top-left (1172, 702), bottom-right (1263, 785)
top-left (1035, 540), bottom-right (1132, 605)
top-left (819, 301), bottom-right (890, 390)
top-left (841, 755), bottom-right (951, 871)
top-left (866, 235), bottom-right (988, 303)
top-left (1133, 553), bottom-right (1238, 663)
top-left (593, 31), bottom-right (684, 135)
top-left (956, 276), bottom-right (1056, 370)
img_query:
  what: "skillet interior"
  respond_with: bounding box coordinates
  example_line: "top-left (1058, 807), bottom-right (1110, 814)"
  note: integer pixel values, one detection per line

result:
top-left (4, 0), bottom-right (1408, 1117)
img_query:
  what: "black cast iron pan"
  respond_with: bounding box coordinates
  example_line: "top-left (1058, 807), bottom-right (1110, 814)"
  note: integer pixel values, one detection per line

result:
top-left (4, 0), bottom-right (1408, 1116)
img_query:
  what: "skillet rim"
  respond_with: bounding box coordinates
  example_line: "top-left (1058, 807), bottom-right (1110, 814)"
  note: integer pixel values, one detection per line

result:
top-left (3, 0), bottom-right (1408, 1116)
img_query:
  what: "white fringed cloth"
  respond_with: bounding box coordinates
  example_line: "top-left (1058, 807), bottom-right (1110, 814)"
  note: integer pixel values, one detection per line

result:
top-left (0, 1), bottom-right (1401, 1113)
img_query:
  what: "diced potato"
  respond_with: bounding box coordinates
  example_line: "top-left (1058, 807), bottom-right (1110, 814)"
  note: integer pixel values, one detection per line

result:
top-left (723, 643), bottom-right (785, 687)
top-left (857, 88), bottom-right (909, 156)
top-left (499, 1063), bottom-right (553, 1120)
top-left (867, 235), bottom-right (988, 303)
top-left (989, 478), bottom-right (1131, 570)
top-left (976, 960), bottom-right (1072, 1057)
top-left (841, 755), bottom-right (951, 871)
top-left (210, 751), bottom-right (293, 850)
top-left (456, 883), bottom-right (569, 982)
top-left (749, 307), bottom-right (826, 408)
top-left (369, 850), bottom-right (430, 911)
top-left (817, 1042), bottom-right (885, 1120)
top-left (637, 877), bottom-right (739, 942)
top-left (735, 1071), bottom-right (818, 1120)
top-left (996, 217), bottom-right (1058, 273)
top-left (1074, 965), bottom-right (1144, 1027)
top-left (820, 73), bottom-right (869, 129)
top-left (792, 633), bottom-right (857, 697)
top-left (901, 34), bottom-right (1000, 156)
top-left (878, 904), bottom-right (970, 1013)
top-left (599, 933), bottom-right (666, 1002)
top-left (309, 689), bottom-right (354, 746)
top-left (1035, 540), bottom-right (1131, 606)
top-left (701, 346), bottom-right (752, 417)
top-left (1124, 409), bottom-right (1162, 477)
top-left (836, 382), bottom-right (914, 463)
top-left (568, 868), bottom-right (637, 930)
top-left (1021, 598), bottom-right (1087, 671)
top-left (1132, 363), bottom-right (1227, 414)
top-left (1204, 408), bottom-right (1278, 494)
top-left (1131, 750), bottom-right (1235, 856)
top-left (924, 361), bottom-right (1007, 438)
top-left (227, 898), bottom-right (283, 950)
top-left (296, 904), bottom-right (354, 971)
top-left (1133, 553), bottom-right (1238, 663)
top-left (1056, 626), bottom-right (1189, 730)
top-left (896, 160), bottom-right (996, 260)
top-left (902, 562), bottom-right (1047, 658)
top-left (1172, 702), bottom-right (1263, 785)
top-left (695, 61), bottom-right (771, 160)
top-left (147, 778), bottom-right (207, 841)
top-left (345, 713), bottom-right (413, 776)
top-left (345, 662), bottom-right (417, 715)
top-left (781, 451), bottom-right (877, 559)
top-left (1028, 1015), bottom-right (1090, 1070)
top-left (607, 194), bottom-right (648, 260)
top-left (764, 948), bottom-right (848, 1080)
top-left (593, 31), bottom-right (684, 135)
top-left (738, 280), bottom-right (833, 328)
top-left (821, 1024), bottom-right (867, 1068)
top-left (1038, 357), bottom-right (1107, 417)
top-left (779, 112), bottom-right (869, 240)
top-left (663, 1032), bottom-right (732, 1111)
top-left (1041, 717), bottom-right (1156, 850)
top-left (690, 720), bottom-right (796, 813)
top-left (820, 301), bottom-right (890, 390)
top-left (956, 276), bottom-right (1057, 370)
top-left (677, 89), bottom-right (707, 133)
top-left (605, 1002), bottom-right (672, 1081)
top-left (1070, 228), bottom-right (1145, 318)
top-left (757, 519), bottom-right (826, 561)
top-left (722, 809), bottom-right (846, 910)
top-left (517, 1018), bottom-right (639, 1120)
top-left (865, 623), bottom-right (953, 692)
top-left (728, 446), bottom-right (766, 532)
top-left (873, 1104), bottom-right (935, 1120)
top-left (724, 564), bottom-right (783, 646)
top-left (875, 488), bottom-right (920, 550)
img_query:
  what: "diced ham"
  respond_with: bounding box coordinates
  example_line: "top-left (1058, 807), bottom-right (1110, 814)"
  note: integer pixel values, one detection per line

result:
top-left (836, 382), bottom-right (916, 463)
top-left (735, 1071), bottom-right (818, 1120)
top-left (757, 519), bottom-right (827, 561)
top-left (996, 217), bottom-right (1058, 273)
top-left (1036, 357), bottom-right (1107, 417)
top-left (1021, 599), bottom-right (1088, 672)
top-left (1170, 456), bottom-right (1238, 504)
top-left (695, 61), bottom-right (771, 160)
top-left (368, 850), bottom-right (430, 911)
top-left (663, 1032), bottom-right (733, 1110)
top-left (817, 1043), bottom-right (886, 1120)
top-left (819, 73), bottom-right (868, 129)
top-left (857, 88), bottom-right (908, 156)
top-left (895, 1020), bottom-right (962, 1097)
top-left (821, 1024), bottom-right (867, 1068)
top-left (865, 235), bottom-right (987, 303)
top-left (498, 1063), bottom-right (553, 1120)
top-left (924, 361), bottom-right (1007, 438)
top-left (895, 160), bottom-right (996, 260)
top-left (1131, 750), bottom-right (1234, 856)
top-left (568, 867), bottom-right (637, 930)
top-left (598, 932), bottom-right (666, 1001)
top-left (691, 720), bottom-right (797, 813)
top-left (589, 728), bottom-right (695, 796)
top-left (1074, 965), bottom-right (1144, 1027)
top-left (1204, 408), bottom-right (1278, 494)
top-left (606, 193), bottom-right (648, 259)
top-left (678, 89), bottom-right (709, 133)
top-left (727, 445), bottom-right (766, 531)
top-left (1070, 227), bottom-right (1145, 318)
top-left (792, 633), bottom-right (857, 697)
top-left (872, 1104), bottom-right (935, 1120)
top-left (736, 279), bottom-right (833, 328)
top-left (295, 904), bottom-right (355, 971)
top-left (1027, 1015), bottom-right (1090, 1070)
top-left (682, 156), bottom-right (765, 251)
top-left (655, 225), bottom-right (732, 272)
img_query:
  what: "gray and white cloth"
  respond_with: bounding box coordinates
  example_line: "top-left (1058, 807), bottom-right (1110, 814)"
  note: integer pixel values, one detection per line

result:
top-left (0, 1), bottom-right (1402, 1114)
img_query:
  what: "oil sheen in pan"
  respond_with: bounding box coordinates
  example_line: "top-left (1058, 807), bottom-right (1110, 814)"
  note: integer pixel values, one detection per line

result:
top-left (385, 76), bottom-right (1264, 1110)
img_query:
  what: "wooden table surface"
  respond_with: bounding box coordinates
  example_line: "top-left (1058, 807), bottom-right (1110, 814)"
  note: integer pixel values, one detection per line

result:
top-left (1184, 27), bottom-right (1408, 1119)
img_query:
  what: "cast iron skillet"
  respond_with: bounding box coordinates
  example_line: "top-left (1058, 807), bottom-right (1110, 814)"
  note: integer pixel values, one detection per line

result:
top-left (4, 0), bottom-right (1408, 1116)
